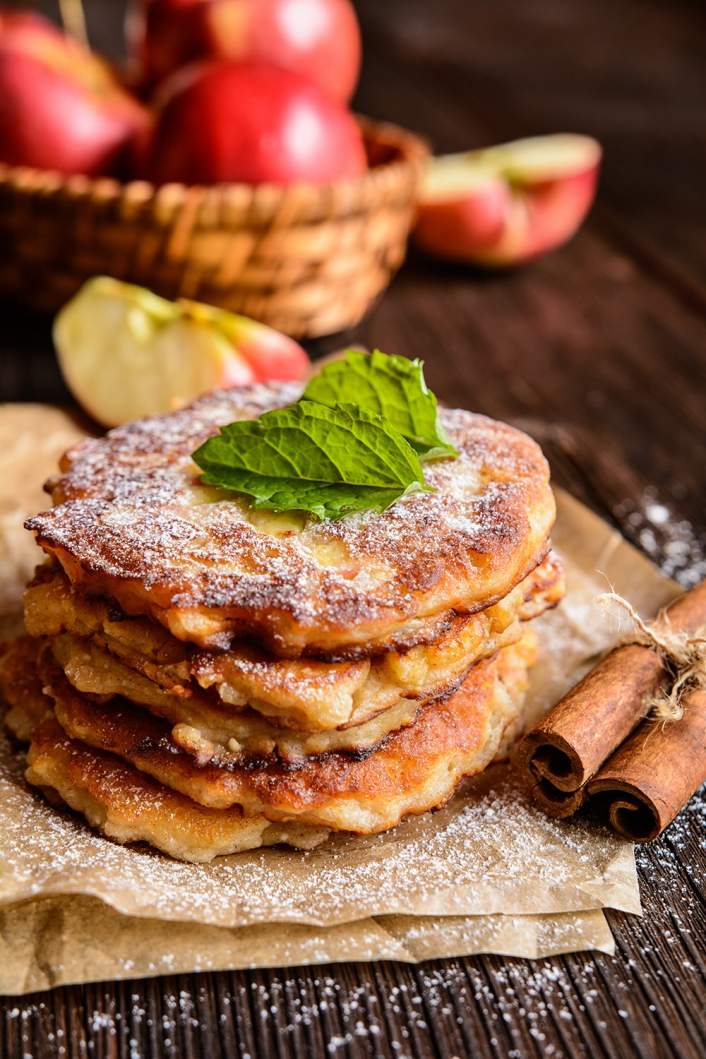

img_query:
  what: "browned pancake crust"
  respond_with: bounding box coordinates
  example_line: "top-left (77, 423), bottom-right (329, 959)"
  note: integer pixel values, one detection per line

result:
top-left (26, 383), bottom-right (555, 657)
top-left (39, 634), bottom-right (536, 832)
top-left (26, 717), bottom-right (329, 862)
top-left (47, 632), bottom-right (424, 760)
top-left (0, 635), bottom-right (50, 739)
top-left (25, 554), bottom-right (564, 737)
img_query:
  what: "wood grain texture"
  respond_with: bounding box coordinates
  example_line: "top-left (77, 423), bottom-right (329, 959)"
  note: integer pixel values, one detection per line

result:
top-left (0, 0), bottom-right (704, 1056)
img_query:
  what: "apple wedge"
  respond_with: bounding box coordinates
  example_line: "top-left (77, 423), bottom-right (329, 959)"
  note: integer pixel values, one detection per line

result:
top-left (414, 134), bottom-right (602, 267)
top-left (175, 299), bottom-right (311, 383)
top-left (54, 277), bottom-right (309, 427)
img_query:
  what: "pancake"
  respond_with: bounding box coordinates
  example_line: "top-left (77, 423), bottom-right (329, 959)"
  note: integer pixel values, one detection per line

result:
top-left (49, 633), bottom-right (432, 760)
top-left (24, 552), bottom-right (563, 735)
top-left (26, 382), bottom-right (555, 657)
top-left (25, 717), bottom-right (329, 863)
top-left (0, 636), bottom-right (49, 740)
top-left (38, 632), bottom-right (537, 834)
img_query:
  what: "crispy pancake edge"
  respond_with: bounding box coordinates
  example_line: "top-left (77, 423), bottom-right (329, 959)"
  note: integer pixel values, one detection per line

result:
top-left (26, 552), bottom-right (564, 738)
top-left (26, 383), bottom-right (556, 656)
top-left (41, 633), bottom-right (537, 833)
top-left (25, 718), bottom-right (330, 862)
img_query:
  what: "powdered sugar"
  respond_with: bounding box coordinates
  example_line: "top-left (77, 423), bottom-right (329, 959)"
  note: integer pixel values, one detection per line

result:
top-left (0, 728), bottom-right (635, 928)
top-left (26, 383), bottom-right (554, 653)
top-left (615, 488), bottom-right (706, 587)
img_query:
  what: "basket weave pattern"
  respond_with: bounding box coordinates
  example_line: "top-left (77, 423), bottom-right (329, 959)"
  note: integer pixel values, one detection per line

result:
top-left (0, 118), bottom-right (427, 338)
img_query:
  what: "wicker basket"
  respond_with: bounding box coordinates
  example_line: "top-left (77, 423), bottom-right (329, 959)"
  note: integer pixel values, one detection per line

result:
top-left (0, 117), bottom-right (427, 339)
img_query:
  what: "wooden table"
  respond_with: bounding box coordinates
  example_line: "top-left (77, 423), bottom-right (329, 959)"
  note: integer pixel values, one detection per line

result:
top-left (1, 1), bottom-right (705, 1056)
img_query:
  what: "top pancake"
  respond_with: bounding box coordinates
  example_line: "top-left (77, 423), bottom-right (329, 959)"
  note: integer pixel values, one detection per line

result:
top-left (26, 383), bottom-right (555, 658)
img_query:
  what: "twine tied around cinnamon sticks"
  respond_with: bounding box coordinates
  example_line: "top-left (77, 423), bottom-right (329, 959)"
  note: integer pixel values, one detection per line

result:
top-left (598, 591), bottom-right (706, 722)
top-left (517, 579), bottom-right (706, 842)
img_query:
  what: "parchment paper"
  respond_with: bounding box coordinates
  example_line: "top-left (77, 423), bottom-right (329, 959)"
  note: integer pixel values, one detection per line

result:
top-left (0, 743), bottom-right (640, 925)
top-left (0, 897), bottom-right (614, 995)
top-left (0, 405), bottom-right (89, 640)
top-left (0, 404), bottom-right (680, 991)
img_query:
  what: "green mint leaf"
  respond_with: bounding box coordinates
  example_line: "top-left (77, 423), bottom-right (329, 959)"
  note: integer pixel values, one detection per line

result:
top-left (192, 400), bottom-right (429, 520)
top-left (199, 474), bottom-right (423, 521)
top-left (304, 349), bottom-right (458, 460)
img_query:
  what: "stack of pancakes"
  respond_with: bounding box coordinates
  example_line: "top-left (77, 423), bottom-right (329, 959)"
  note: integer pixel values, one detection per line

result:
top-left (0, 383), bottom-right (564, 863)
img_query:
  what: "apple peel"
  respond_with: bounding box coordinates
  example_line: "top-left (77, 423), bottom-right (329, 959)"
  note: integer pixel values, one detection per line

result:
top-left (131, 0), bottom-right (362, 103)
top-left (0, 11), bottom-right (147, 178)
top-left (414, 134), bottom-right (602, 267)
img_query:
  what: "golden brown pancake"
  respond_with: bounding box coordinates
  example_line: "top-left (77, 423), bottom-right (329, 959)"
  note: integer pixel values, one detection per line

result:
top-left (26, 717), bottom-right (330, 863)
top-left (0, 635), bottom-right (49, 740)
top-left (38, 633), bottom-right (537, 834)
top-left (49, 634), bottom-right (433, 760)
top-left (25, 553), bottom-right (563, 736)
top-left (26, 383), bottom-right (555, 657)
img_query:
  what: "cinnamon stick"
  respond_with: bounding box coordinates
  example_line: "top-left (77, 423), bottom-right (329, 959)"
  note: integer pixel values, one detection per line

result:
top-left (586, 688), bottom-right (706, 841)
top-left (517, 579), bottom-right (706, 826)
top-left (516, 645), bottom-right (665, 817)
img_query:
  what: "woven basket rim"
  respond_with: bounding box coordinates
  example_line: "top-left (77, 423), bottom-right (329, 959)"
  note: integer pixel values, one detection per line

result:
top-left (0, 115), bottom-right (429, 219)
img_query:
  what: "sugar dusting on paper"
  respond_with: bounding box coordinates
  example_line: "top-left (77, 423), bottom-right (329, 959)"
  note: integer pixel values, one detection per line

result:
top-left (0, 728), bottom-right (639, 928)
top-left (0, 449), bottom-right (683, 987)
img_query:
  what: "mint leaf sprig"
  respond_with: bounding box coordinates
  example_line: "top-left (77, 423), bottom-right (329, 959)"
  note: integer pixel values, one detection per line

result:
top-left (304, 349), bottom-right (458, 460)
top-left (192, 349), bottom-right (457, 521)
top-left (193, 400), bottom-right (430, 520)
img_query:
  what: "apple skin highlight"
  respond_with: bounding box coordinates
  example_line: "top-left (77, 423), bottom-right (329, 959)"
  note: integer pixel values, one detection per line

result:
top-left (139, 60), bottom-right (367, 186)
top-left (0, 11), bottom-right (147, 177)
top-left (54, 278), bottom-right (310, 428)
top-left (131, 0), bottom-right (362, 102)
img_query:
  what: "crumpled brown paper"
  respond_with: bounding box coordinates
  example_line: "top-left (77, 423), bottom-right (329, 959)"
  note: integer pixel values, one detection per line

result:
top-left (0, 404), bottom-right (88, 636)
top-left (0, 405), bottom-right (680, 991)
top-left (0, 896), bottom-right (614, 995)
top-left (0, 742), bottom-right (640, 926)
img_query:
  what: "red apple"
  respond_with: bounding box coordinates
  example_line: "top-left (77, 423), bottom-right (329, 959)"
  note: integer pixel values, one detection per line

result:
top-left (414, 134), bottom-right (602, 267)
top-left (139, 60), bottom-right (367, 186)
top-left (129, 0), bottom-right (361, 102)
top-left (0, 10), bottom-right (147, 177)
top-left (54, 277), bottom-right (310, 427)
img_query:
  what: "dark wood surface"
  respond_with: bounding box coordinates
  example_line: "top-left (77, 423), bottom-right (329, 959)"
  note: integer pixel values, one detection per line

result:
top-left (1, 1), bottom-right (705, 1056)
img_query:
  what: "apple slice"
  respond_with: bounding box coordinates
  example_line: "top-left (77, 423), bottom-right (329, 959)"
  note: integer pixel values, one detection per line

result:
top-left (414, 134), bottom-right (602, 267)
top-left (176, 299), bottom-right (310, 382)
top-left (54, 277), bottom-right (309, 427)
